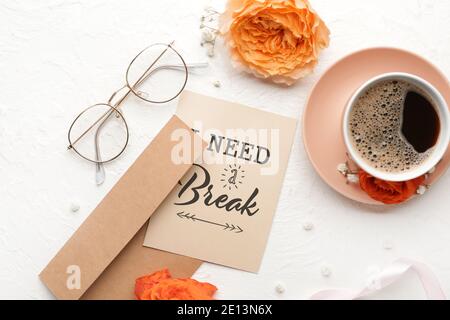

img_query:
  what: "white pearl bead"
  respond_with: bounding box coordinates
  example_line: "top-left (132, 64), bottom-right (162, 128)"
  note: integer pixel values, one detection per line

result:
top-left (275, 282), bottom-right (285, 294)
top-left (303, 222), bottom-right (314, 231)
top-left (70, 203), bottom-right (80, 213)
top-left (321, 266), bottom-right (332, 277)
top-left (382, 239), bottom-right (394, 250)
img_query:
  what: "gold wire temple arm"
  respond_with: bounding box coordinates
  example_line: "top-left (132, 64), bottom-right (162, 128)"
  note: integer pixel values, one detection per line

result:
top-left (107, 62), bottom-right (208, 105)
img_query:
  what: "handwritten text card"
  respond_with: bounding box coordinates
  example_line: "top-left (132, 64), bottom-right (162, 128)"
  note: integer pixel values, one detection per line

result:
top-left (144, 91), bottom-right (297, 272)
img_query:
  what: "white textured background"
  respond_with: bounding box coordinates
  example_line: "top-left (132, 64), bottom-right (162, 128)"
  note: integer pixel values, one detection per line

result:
top-left (0, 0), bottom-right (449, 299)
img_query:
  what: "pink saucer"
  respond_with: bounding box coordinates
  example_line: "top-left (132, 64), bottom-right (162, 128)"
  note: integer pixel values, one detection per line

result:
top-left (303, 47), bottom-right (450, 205)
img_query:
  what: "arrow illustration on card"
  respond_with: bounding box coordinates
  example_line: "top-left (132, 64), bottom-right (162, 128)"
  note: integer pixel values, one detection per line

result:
top-left (176, 212), bottom-right (244, 233)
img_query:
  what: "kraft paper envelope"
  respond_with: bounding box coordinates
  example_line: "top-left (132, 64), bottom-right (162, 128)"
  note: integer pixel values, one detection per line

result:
top-left (144, 91), bottom-right (297, 272)
top-left (40, 115), bottom-right (204, 300)
top-left (81, 227), bottom-right (202, 300)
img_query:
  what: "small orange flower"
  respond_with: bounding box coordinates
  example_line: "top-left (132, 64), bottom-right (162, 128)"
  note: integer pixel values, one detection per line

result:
top-left (359, 170), bottom-right (425, 204)
top-left (135, 269), bottom-right (217, 300)
top-left (220, 0), bottom-right (330, 85)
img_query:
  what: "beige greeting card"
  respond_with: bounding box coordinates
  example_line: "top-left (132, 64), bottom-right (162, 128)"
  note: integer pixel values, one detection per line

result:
top-left (144, 91), bottom-right (297, 272)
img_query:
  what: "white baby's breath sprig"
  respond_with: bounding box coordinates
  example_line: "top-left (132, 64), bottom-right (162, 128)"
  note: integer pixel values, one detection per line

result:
top-left (346, 173), bottom-right (359, 184)
top-left (337, 163), bottom-right (348, 175)
top-left (199, 6), bottom-right (220, 58)
top-left (337, 158), bottom-right (360, 184)
top-left (416, 185), bottom-right (429, 195)
top-left (421, 166), bottom-right (435, 193)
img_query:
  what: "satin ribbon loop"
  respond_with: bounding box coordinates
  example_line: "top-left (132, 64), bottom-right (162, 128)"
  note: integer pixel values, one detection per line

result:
top-left (310, 258), bottom-right (446, 300)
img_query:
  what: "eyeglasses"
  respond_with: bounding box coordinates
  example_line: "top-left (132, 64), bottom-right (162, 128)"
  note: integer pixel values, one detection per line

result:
top-left (67, 42), bottom-right (207, 185)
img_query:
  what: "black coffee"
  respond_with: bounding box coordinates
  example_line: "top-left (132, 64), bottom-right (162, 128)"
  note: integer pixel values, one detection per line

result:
top-left (402, 91), bottom-right (439, 153)
top-left (349, 79), bottom-right (440, 173)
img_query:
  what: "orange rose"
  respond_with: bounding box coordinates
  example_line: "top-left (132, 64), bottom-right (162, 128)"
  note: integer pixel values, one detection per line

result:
top-left (135, 269), bottom-right (217, 300)
top-left (220, 0), bottom-right (330, 85)
top-left (359, 170), bottom-right (425, 205)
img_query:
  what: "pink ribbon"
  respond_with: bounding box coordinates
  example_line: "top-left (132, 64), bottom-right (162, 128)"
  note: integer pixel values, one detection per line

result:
top-left (310, 258), bottom-right (446, 300)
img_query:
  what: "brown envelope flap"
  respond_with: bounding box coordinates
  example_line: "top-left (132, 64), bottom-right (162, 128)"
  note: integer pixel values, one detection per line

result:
top-left (40, 115), bottom-right (202, 299)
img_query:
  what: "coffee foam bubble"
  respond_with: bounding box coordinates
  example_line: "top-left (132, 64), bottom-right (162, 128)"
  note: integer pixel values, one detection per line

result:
top-left (349, 79), bottom-right (434, 173)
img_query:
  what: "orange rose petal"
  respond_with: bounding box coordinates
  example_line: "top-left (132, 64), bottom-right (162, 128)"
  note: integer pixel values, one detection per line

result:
top-left (134, 268), bottom-right (171, 300)
top-left (144, 279), bottom-right (215, 300)
top-left (135, 269), bottom-right (217, 300)
top-left (181, 279), bottom-right (218, 297)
